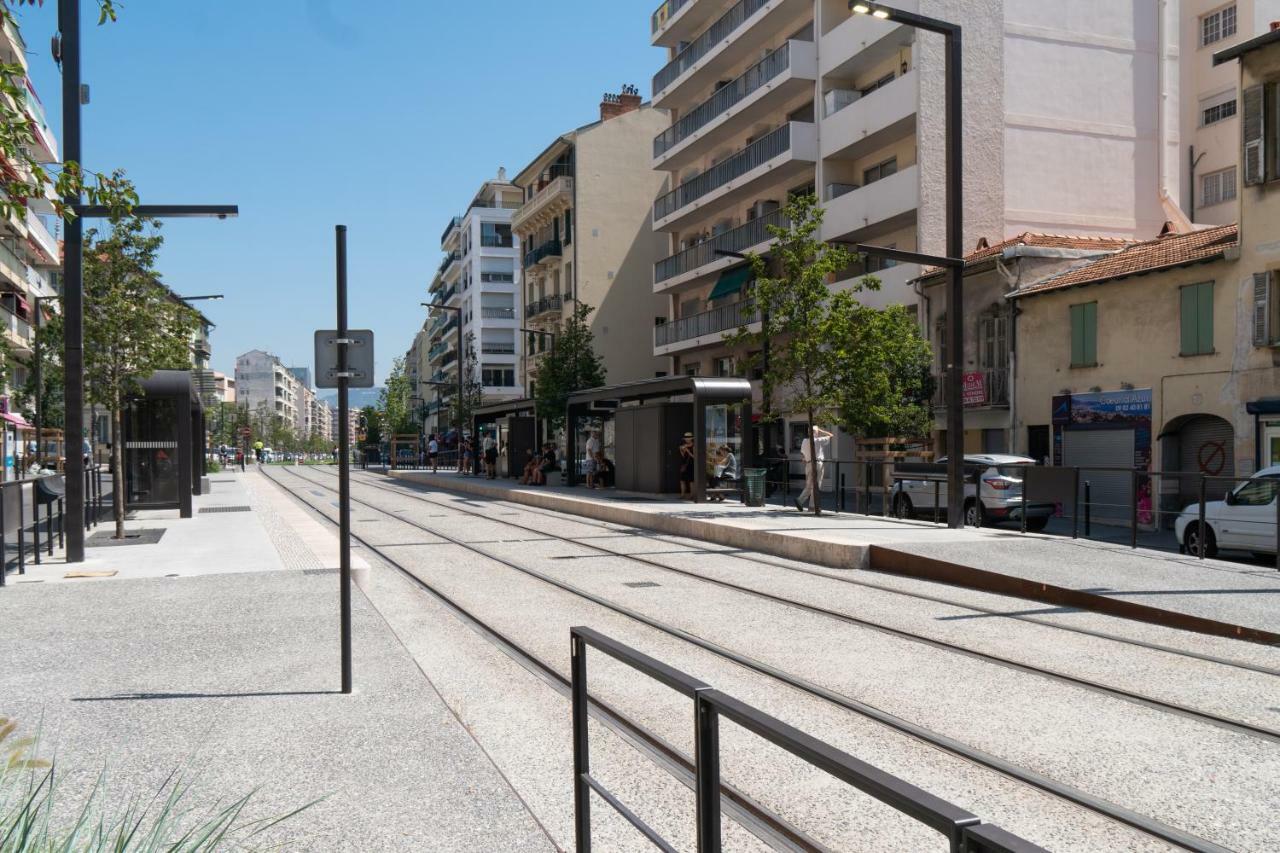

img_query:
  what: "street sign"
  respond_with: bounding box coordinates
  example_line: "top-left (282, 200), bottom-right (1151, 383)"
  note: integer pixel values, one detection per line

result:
top-left (236, 426), bottom-right (252, 438)
top-left (314, 329), bottom-right (375, 388)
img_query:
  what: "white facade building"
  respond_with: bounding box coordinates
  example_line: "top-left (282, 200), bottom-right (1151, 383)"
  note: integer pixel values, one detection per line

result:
top-left (235, 350), bottom-right (301, 434)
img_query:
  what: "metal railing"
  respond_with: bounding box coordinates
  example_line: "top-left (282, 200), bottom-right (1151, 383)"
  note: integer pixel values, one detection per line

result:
top-left (654, 41), bottom-right (795, 158)
top-left (438, 251), bottom-right (460, 275)
top-left (654, 123), bottom-right (793, 221)
top-left (650, 0), bottom-right (690, 33)
top-left (481, 343), bottom-right (516, 354)
top-left (571, 626), bottom-right (1046, 853)
top-left (513, 176), bottom-right (574, 231)
top-left (481, 272), bottom-right (515, 284)
top-left (523, 238), bottom-right (563, 270)
top-left (932, 369), bottom-right (1010, 408)
top-left (525, 294), bottom-right (564, 320)
top-left (481, 235), bottom-right (511, 248)
top-left (481, 306), bottom-right (515, 319)
top-left (655, 210), bottom-right (786, 284)
top-left (655, 299), bottom-right (758, 347)
top-left (653, 0), bottom-right (770, 93)
top-left (440, 216), bottom-right (462, 246)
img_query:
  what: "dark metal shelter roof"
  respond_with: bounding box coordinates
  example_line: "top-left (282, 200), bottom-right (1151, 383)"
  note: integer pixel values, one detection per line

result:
top-left (567, 376), bottom-right (752, 407)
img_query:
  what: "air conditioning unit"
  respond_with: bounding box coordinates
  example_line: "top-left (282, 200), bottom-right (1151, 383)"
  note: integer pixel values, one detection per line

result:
top-left (823, 88), bottom-right (860, 117)
top-left (825, 183), bottom-right (859, 201)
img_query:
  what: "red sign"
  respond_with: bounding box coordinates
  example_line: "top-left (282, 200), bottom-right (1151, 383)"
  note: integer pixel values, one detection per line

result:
top-left (962, 372), bottom-right (987, 407)
top-left (237, 426), bottom-right (252, 438)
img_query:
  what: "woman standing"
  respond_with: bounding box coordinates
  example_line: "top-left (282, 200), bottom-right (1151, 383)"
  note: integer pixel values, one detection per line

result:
top-left (678, 432), bottom-right (695, 499)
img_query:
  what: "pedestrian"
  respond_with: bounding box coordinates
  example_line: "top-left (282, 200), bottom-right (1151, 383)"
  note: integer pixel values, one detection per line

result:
top-left (678, 432), bottom-right (695, 499)
top-left (797, 426), bottom-right (833, 512)
top-left (538, 442), bottom-right (559, 485)
top-left (427, 433), bottom-right (439, 473)
top-left (482, 430), bottom-right (498, 479)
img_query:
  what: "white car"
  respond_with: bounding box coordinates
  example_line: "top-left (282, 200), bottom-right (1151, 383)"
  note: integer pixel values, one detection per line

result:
top-left (1174, 465), bottom-right (1280, 558)
top-left (890, 454), bottom-right (1056, 530)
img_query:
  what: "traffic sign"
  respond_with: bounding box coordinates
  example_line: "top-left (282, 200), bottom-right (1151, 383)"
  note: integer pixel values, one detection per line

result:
top-left (236, 426), bottom-right (252, 438)
top-left (315, 329), bottom-right (375, 388)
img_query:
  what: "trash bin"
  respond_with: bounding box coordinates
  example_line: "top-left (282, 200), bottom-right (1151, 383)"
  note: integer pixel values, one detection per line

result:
top-left (742, 468), bottom-right (766, 507)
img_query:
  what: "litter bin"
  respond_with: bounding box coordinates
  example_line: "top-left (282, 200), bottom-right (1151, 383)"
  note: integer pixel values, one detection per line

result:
top-left (742, 468), bottom-right (766, 507)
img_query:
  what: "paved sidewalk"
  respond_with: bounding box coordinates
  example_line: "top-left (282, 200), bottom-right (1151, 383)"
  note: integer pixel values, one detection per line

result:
top-left (0, 469), bottom-right (554, 850)
top-left (391, 470), bottom-right (1280, 638)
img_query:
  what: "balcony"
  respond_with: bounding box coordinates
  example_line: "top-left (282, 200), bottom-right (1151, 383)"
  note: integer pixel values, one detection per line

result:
top-left (820, 164), bottom-right (919, 243)
top-left (829, 262), bottom-right (922, 310)
top-left (481, 306), bottom-right (516, 319)
top-left (653, 121), bottom-right (816, 230)
top-left (440, 216), bottom-right (462, 248)
top-left (512, 176), bottom-right (574, 235)
top-left (820, 70), bottom-right (917, 162)
top-left (481, 272), bottom-right (515, 284)
top-left (24, 209), bottom-right (59, 266)
top-left (439, 251), bottom-right (460, 277)
top-left (819, 0), bottom-right (916, 79)
top-left (525, 294), bottom-right (564, 321)
top-left (0, 303), bottom-right (32, 354)
top-left (654, 40), bottom-right (816, 171)
top-left (655, 209), bottom-right (787, 293)
top-left (651, 0), bottom-right (809, 109)
top-left (932, 368), bottom-right (1009, 410)
top-left (523, 239), bottom-right (563, 270)
top-left (654, 299), bottom-right (759, 355)
top-left (481, 342), bottom-right (516, 355)
top-left (22, 79), bottom-right (57, 163)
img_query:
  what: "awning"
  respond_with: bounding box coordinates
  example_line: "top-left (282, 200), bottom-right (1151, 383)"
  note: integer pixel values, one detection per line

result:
top-left (1, 411), bottom-right (31, 429)
top-left (708, 265), bottom-right (751, 301)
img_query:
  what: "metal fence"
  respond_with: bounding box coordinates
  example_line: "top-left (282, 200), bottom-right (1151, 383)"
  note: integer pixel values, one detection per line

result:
top-left (653, 123), bottom-right (793, 221)
top-left (571, 626), bottom-right (1045, 852)
top-left (0, 468), bottom-right (103, 587)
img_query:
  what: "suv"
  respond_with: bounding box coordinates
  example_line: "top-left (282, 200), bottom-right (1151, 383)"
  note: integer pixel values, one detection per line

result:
top-left (1174, 465), bottom-right (1280, 558)
top-left (890, 454), bottom-right (1055, 530)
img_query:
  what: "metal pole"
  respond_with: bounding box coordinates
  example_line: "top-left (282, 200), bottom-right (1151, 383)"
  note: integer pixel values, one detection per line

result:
top-left (1274, 480), bottom-right (1279, 572)
top-left (1020, 478), bottom-right (1027, 534)
top-left (943, 27), bottom-right (965, 530)
top-left (59, 0), bottom-right (86, 563)
top-left (570, 634), bottom-right (591, 853)
top-left (33, 297), bottom-right (41, 472)
top-left (1072, 468), bottom-right (1080, 539)
top-left (1130, 470), bottom-right (1139, 549)
top-left (456, 311), bottom-right (464, 438)
top-left (1197, 475), bottom-right (1207, 560)
top-left (1084, 480), bottom-right (1092, 537)
top-left (336, 225), bottom-right (353, 694)
top-left (694, 691), bottom-right (722, 853)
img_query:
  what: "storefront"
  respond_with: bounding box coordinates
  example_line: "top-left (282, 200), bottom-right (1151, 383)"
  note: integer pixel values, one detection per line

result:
top-left (1246, 398), bottom-right (1280, 471)
top-left (1052, 389), bottom-right (1152, 522)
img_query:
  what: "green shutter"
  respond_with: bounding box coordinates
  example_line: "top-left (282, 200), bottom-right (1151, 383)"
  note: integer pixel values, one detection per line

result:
top-left (1083, 302), bottom-right (1097, 365)
top-left (1070, 304), bottom-right (1083, 365)
top-left (1181, 285), bottom-right (1198, 355)
top-left (1198, 282), bottom-right (1214, 354)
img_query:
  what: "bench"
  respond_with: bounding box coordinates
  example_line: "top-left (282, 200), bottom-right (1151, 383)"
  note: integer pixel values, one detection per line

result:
top-left (706, 485), bottom-right (741, 503)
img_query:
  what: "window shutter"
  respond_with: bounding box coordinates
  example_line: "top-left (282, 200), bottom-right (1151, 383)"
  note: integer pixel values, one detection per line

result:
top-left (1243, 84), bottom-right (1265, 186)
top-left (1198, 282), bottom-right (1214, 354)
top-left (1181, 285), bottom-right (1198, 355)
top-left (1084, 302), bottom-right (1098, 365)
top-left (1253, 272), bottom-right (1271, 346)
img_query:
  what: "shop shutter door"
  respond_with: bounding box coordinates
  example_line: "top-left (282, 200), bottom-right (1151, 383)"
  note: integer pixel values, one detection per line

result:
top-left (1177, 417), bottom-right (1235, 504)
top-left (1063, 430), bottom-right (1135, 522)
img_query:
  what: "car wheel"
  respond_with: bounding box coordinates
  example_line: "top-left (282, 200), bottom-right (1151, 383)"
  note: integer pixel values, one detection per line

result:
top-left (1026, 516), bottom-right (1049, 533)
top-left (964, 500), bottom-right (983, 527)
top-left (893, 495), bottom-right (913, 520)
top-left (1184, 523), bottom-right (1218, 558)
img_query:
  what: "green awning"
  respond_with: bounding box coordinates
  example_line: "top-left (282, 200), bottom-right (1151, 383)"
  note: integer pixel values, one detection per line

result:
top-left (708, 265), bottom-right (752, 301)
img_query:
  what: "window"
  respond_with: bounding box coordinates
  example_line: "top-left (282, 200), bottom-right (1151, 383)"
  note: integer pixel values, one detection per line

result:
top-left (1200, 5), bottom-right (1236, 46)
top-left (481, 222), bottom-right (512, 248)
top-left (1252, 271), bottom-right (1280, 346)
top-left (713, 356), bottom-right (735, 377)
top-left (863, 157), bottom-right (898, 186)
top-left (1180, 282), bottom-right (1214, 355)
top-left (1242, 81), bottom-right (1280, 185)
top-left (1200, 166), bottom-right (1237, 207)
top-left (978, 311), bottom-right (1008, 370)
top-left (1231, 475), bottom-right (1278, 506)
top-left (563, 209), bottom-right (573, 245)
top-left (1201, 97), bottom-right (1237, 126)
top-left (683, 362), bottom-right (701, 376)
top-left (481, 365), bottom-right (515, 387)
top-left (1069, 302), bottom-right (1097, 367)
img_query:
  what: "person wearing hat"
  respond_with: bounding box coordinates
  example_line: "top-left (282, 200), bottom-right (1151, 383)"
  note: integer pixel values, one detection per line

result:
top-left (678, 431), bottom-right (696, 499)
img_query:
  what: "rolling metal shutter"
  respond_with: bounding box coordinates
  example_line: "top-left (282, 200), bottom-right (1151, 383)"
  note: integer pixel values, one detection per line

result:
top-left (1063, 430), bottom-right (1134, 522)
top-left (1176, 416), bottom-right (1235, 504)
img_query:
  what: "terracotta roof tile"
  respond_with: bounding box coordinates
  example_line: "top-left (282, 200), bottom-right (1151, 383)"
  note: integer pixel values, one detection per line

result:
top-left (917, 232), bottom-right (1133, 278)
top-left (1010, 223), bottom-right (1238, 298)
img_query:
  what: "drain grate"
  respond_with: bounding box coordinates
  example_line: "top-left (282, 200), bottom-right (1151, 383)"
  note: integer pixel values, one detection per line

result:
top-left (198, 506), bottom-right (253, 514)
top-left (623, 581), bottom-right (661, 589)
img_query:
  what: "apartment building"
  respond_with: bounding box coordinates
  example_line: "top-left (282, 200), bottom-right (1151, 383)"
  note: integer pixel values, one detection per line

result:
top-left (235, 350), bottom-right (302, 432)
top-left (210, 371), bottom-right (236, 404)
top-left (646, 0), bottom-right (1263, 380)
top-left (424, 174), bottom-right (523, 433)
top-left (512, 87), bottom-right (670, 394)
top-left (1180, 0), bottom-right (1280, 225)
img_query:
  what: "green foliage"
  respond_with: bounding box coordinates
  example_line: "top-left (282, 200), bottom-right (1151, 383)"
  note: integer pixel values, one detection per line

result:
top-left (359, 405), bottom-right (383, 447)
top-left (379, 357), bottom-right (415, 435)
top-left (450, 332), bottom-right (483, 433)
top-left (532, 302), bottom-right (606, 433)
top-left (0, 716), bottom-right (315, 851)
top-left (827, 300), bottom-right (934, 439)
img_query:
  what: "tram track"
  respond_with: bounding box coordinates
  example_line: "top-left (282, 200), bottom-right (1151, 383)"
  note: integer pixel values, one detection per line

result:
top-left (266, 465), bottom-right (1242, 852)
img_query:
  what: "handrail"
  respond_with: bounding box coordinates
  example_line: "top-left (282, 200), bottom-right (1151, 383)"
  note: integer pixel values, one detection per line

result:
top-left (653, 0), bottom-right (770, 93)
top-left (655, 299), bottom-right (758, 347)
top-left (655, 210), bottom-right (786, 283)
top-left (650, 0), bottom-right (690, 34)
top-left (654, 123), bottom-right (792, 221)
top-left (570, 626), bottom-right (1048, 853)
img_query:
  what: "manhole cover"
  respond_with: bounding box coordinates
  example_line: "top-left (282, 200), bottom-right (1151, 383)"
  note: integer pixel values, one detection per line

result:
top-left (198, 506), bottom-right (253, 514)
top-left (623, 581), bottom-right (661, 589)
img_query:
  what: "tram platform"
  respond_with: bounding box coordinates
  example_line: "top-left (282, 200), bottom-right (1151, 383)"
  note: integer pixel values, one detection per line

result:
top-left (390, 470), bottom-right (1280, 644)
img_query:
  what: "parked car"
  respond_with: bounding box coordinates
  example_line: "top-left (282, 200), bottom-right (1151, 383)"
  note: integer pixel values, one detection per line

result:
top-left (890, 454), bottom-right (1056, 530)
top-left (1174, 465), bottom-right (1280, 558)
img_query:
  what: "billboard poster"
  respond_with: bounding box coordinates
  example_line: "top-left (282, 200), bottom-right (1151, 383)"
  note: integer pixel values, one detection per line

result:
top-left (1051, 389), bottom-right (1152, 469)
top-left (962, 372), bottom-right (986, 407)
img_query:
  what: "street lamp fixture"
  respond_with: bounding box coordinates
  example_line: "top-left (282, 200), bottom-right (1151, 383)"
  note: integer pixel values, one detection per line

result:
top-left (850, 1), bottom-right (967, 528)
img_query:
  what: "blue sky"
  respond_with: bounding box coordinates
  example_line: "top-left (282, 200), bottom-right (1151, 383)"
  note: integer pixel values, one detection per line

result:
top-left (20, 0), bottom-right (663, 384)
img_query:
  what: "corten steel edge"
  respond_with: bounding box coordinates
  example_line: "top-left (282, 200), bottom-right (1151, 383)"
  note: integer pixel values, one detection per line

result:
top-left (570, 626), bottom-right (1048, 853)
top-left (57, 0), bottom-right (238, 562)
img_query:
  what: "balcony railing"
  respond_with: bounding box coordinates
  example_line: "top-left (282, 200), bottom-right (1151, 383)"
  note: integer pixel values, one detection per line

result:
top-left (653, 0), bottom-right (769, 93)
top-left (481, 306), bottom-right (516, 319)
top-left (525, 294), bottom-right (564, 320)
top-left (513, 175), bottom-right (574, 234)
top-left (481, 342), bottom-right (516, 355)
top-left (654, 42), bottom-right (794, 158)
top-left (481, 272), bottom-right (515, 284)
top-left (523, 239), bottom-right (562, 270)
top-left (481, 235), bottom-right (511, 248)
top-left (932, 368), bottom-right (1009, 409)
top-left (440, 216), bottom-right (462, 246)
top-left (654, 123), bottom-right (792, 221)
top-left (439, 251), bottom-right (461, 275)
top-left (655, 299), bottom-right (759, 347)
top-left (655, 210), bottom-right (787, 285)
top-left (651, 0), bottom-right (690, 33)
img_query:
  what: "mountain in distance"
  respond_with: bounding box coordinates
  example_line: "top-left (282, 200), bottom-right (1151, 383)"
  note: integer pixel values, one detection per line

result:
top-left (317, 387), bottom-right (384, 409)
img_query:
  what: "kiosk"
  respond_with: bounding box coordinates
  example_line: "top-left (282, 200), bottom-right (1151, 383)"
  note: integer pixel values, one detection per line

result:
top-left (123, 371), bottom-right (205, 518)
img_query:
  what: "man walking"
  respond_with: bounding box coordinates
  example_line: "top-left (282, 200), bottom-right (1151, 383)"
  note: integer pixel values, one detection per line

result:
top-left (796, 426), bottom-right (833, 512)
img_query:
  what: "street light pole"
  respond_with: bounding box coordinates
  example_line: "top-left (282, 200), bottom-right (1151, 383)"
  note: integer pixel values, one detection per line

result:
top-left (850, 1), bottom-right (966, 527)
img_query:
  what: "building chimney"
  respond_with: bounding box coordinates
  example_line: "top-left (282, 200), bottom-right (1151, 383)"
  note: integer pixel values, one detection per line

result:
top-left (497, 166), bottom-right (507, 182)
top-left (600, 84), bottom-right (642, 121)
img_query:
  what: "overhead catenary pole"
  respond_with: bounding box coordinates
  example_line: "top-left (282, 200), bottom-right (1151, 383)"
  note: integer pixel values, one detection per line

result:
top-left (336, 225), bottom-right (352, 694)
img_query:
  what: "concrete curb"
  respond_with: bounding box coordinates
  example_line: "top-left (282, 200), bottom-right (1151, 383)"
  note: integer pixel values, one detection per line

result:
top-left (387, 471), bottom-right (870, 571)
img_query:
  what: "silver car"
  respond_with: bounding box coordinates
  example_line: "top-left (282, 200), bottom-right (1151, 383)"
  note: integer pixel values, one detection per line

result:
top-left (890, 454), bottom-right (1056, 530)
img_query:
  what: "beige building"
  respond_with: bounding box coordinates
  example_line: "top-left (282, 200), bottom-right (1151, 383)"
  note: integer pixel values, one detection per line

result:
top-left (512, 87), bottom-right (670, 394)
top-left (1181, 0), bottom-right (1280, 225)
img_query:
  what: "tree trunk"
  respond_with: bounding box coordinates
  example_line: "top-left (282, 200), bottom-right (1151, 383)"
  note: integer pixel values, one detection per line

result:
top-left (111, 401), bottom-right (126, 539)
top-left (807, 410), bottom-right (820, 517)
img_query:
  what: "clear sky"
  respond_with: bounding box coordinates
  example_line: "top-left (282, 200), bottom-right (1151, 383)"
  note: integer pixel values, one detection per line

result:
top-left (19, 0), bottom-right (663, 384)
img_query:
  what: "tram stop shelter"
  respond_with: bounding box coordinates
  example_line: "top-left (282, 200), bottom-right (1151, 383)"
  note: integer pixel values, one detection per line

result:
top-left (123, 370), bottom-right (205, 518)
top-left (472, 398), bottom-right (538, 478)
top-left (565, 376), bottom-right (753, 503)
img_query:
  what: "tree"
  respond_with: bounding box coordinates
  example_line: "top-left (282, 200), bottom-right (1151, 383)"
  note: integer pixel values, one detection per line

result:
top-left (532, 302), bottom-right (606, 435)
top-left (450, 332), bottom-right (483, 436)
top-left (379, 356), bottom-right (415, 436)
top-left (74, 176), bottom-right (199, 538)
top-left (727, 194), bottom-right (861, 515)
top-left (828, 301), bottom-right (934, 440)
top-left (360, 405), bottom-right (383, 448)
